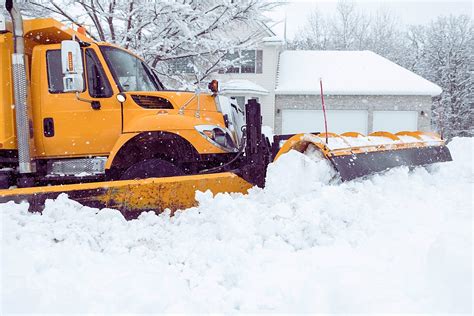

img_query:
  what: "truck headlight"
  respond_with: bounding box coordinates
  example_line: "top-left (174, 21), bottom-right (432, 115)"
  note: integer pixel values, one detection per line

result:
top-left (195, 125), bottom-right (238, 152)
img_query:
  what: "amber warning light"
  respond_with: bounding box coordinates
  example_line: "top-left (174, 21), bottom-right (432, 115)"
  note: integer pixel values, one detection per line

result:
top-left (208, 80), bottom-right (219, 94)
top-left (77, 26), bottom-right (86, 35)
top-left (68, 52), bottom-right (74, 72)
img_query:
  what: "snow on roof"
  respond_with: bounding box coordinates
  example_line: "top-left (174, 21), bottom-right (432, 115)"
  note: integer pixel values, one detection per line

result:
top-left (275, 50), bottom-right (442, 96)
top-left (220, 79), bottom-right (269, 96)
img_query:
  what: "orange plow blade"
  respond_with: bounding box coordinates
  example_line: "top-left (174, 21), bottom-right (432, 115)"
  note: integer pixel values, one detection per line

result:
top-left (0, 172), bottom-right (253, 219)
top-left (274, 131), bottom-right (452, 181)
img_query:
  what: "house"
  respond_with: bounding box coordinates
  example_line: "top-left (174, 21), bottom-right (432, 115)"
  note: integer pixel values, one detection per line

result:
top-left (274, 50), bottom-right (442, 135)
top-left (175, 20), bottom-right (442, 135)
top-left (211, 25), bottom-right (284, 128)
top-left (167, 20), bottom-right (284, 128)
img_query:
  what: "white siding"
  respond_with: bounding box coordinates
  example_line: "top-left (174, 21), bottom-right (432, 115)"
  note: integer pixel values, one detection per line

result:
top-left (213, 43), bottom-right (282, 129)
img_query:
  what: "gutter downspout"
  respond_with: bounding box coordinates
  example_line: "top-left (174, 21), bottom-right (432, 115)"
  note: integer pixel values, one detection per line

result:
top-left (6, 0), bottom-right (36, 177)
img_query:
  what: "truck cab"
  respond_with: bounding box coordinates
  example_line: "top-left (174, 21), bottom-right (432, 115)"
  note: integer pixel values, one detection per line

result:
top-left (0, 14), bottom-right (245, 188)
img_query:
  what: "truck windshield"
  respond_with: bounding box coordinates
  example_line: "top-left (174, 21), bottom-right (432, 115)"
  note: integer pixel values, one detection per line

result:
top-left (100, 46), bottom-right (163, 92)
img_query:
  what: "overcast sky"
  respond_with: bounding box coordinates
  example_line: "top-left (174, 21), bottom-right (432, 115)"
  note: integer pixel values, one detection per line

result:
top-left (269, 0), bottom-right (473, 39)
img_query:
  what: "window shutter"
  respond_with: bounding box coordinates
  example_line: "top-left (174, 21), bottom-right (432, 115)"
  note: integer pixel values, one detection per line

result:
top-left (256, 50), bottom-right (263, 73)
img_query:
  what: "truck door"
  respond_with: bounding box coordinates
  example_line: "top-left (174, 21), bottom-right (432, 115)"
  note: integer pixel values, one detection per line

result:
top-left (39, 46), bottom-right (121, 157)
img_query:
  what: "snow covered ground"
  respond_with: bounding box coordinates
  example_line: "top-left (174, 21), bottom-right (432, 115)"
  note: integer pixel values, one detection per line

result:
top-left (1, 138), bottom-right (472, 314)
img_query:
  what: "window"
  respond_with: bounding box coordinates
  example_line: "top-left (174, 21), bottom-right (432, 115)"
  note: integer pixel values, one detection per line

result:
top-left (85, 49), bottom-right (112, 98)
top-left (256, 50), bottom-right (263, 73)
top-left (224, 51), bottom-right (240, 73)
top-left (230, 96), bottom-right (259, 108)
top-left (100, 46), bottom-right (161, 92)
top-left (232, 96), bottom-right (246, 108)
top-left (46, 50), bottom-right (64, 93)
top-left (241, 50), bottom-right (256, 73)
top-left (169, 56), bottom-right (195, 74)
top-left (221, 50), bottom-right (263, 74)
top-left (47, 49), bottom-right (86, 94)
top-left (46, 49), bottom-right (115, 97)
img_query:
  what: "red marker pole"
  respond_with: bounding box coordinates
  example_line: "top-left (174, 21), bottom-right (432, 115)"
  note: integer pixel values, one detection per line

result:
top-left (320, 78), bottom-right (328, 144)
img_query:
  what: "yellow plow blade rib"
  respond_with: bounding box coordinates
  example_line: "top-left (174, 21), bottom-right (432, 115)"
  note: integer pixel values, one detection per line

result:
top-left (274, 131), bottom-right (452, 181)
top-left (0, 173), bottom-right (253, 219)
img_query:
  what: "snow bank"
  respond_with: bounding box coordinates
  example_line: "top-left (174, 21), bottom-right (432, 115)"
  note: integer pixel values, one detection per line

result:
top-left (1, 138), bottom-right (472, 313)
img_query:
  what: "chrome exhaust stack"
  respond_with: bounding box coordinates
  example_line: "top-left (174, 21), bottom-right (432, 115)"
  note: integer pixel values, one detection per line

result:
top-left (6, 0), bottom-right (36, 177)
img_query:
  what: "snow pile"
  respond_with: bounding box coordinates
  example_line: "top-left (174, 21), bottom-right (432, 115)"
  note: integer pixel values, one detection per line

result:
top-left (1, 138), bottom-right (472, 313)
top-left (275, 50), bottom-right (442, 96)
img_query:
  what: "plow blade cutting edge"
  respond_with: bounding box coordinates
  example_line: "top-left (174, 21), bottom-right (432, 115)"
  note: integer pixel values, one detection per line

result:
top-left (273, 131), bottom-right (452, 181)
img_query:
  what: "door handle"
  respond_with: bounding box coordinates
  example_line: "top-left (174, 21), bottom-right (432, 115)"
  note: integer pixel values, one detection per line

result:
top-left (43, 118), bottom-right (54, 137)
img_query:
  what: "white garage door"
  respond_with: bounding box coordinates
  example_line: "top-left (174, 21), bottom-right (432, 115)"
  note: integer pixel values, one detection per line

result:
top-left (282, 109), bottom-right (368, 135)
top-left (373, 111), bottom-right (418, 133)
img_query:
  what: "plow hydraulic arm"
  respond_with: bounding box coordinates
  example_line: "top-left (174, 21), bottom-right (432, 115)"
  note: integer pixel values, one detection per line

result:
top-left (0, 100), bottom-right (452, 219)
top-left (238, 99), bottom-right (271, 188)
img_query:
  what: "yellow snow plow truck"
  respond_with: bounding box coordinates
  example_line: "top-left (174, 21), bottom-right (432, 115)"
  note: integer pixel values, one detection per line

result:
top-left (0, 1), bottom-right (451, 218)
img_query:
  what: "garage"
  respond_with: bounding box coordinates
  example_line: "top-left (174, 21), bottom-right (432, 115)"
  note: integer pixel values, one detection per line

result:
top-left (282, 109), bottom-right (368, 134)
top-left (274, 51), bottom-right (442, 135)
top-left (373, 111), bottom-right (418, 133)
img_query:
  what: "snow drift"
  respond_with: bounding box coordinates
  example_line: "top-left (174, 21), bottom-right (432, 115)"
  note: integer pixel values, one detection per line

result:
top-left (1, 138), bottom-right (472, 313)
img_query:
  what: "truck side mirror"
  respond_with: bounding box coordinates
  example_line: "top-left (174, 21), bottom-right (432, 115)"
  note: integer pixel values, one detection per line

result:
top-left (61, 40), bottom-right (84, 93)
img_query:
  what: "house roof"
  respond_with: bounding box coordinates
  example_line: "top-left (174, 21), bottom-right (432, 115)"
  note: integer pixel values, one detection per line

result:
top-left (275, 50), bottom-right (442, 96)
top-left (220, 79), bottom-right (269, 96)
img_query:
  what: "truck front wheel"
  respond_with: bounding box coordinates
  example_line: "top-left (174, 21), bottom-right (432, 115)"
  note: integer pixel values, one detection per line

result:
top-left (119, 158), bottom-right (184, 180)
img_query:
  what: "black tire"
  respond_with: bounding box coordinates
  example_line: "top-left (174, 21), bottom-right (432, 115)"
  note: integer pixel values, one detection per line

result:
top-left (119, 158), bottom-right (184, 180)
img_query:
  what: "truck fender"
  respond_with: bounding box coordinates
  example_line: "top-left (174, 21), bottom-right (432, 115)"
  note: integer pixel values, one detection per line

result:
top-left (105, 133), bottom-right (138, 169)
top-left (105, 131), bottom-right (200, 178)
